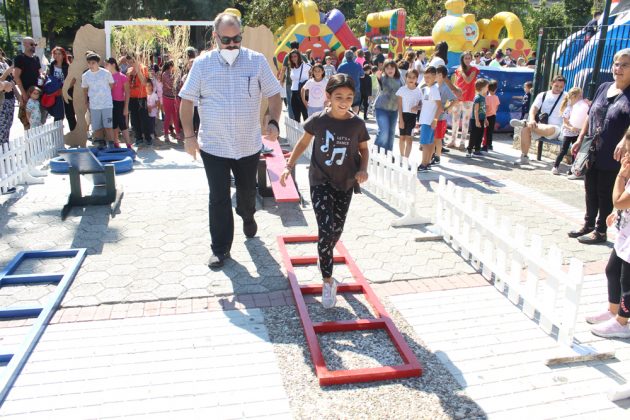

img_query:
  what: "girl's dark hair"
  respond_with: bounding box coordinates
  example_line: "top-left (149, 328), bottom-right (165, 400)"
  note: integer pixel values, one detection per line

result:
top-left (311, 63), bottom-right (325, 78)
top-left (106, 57), bottom-right (120, 72)
top-left (406, 68), bottom-right (419, 79)
top-left (289, 49), bottom-right (303, 68)
top-left (433, 41), bottom-right (448, 65)
top-left (161, 60), bottom-right (174, 73)
top-left (488, 79), bottom-right (498, 92)
top-left (26, 86), bottom-right (42, 98)
top-left (383, 59), bottom-right (400, 79)
top-left (460, 51), bottom-right (472, 73)
top-left (325, 73), bottom-right (355, 95)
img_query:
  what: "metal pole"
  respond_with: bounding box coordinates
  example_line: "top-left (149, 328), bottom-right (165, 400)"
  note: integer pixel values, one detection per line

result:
top-left (533, 27), bottom-right (545, 97)
top-left (588, 0), bottom-right (613, 99)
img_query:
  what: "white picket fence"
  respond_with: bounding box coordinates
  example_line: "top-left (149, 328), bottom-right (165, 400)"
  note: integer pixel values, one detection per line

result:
top-left (435, 175), bottom-right (584, 348)
top-left (284, 119), bottom-right (426, 226)
top-left (365, 146), bottom-right (429, 227)
top-left (285, 118), bottom-right (311, 160)
top-left (0, 121), bottom-right (64, 190)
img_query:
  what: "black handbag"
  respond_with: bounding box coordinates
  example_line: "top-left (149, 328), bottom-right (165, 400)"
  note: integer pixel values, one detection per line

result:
top-left (535, 91), bottom-right (563, 125)
top-left (571, 134), bottom-right (598, 177)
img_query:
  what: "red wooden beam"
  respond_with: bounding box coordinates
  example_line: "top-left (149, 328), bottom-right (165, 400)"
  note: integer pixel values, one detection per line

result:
top-left (277, 235), bottom-right (422, 386)
top-left (262, 136), bottom-right (300, 203)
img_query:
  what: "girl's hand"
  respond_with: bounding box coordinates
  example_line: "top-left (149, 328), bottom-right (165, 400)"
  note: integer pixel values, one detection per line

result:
top-left (399, 119), bottom-right (404, 129)
top-left (475, 121), bottom-right (482, 128)
top-left (607, 212), bottom-right (618, 228)
top-left (279, 168), bottom-right (291, 187)
top-left (431, 119), bottom-right (437, 129)
top-left (411, 105), bottom-right (419, 113)
top-left (484, 119), bottom-right (489, 128)
top-left (619, 156), bottom-right (630, 178)
top-left (614, 139), bottom-right (625, 162)
top-left (123, 107), bottom-right (129, 117)
top-left (355, 170), bottom-right (368, 184)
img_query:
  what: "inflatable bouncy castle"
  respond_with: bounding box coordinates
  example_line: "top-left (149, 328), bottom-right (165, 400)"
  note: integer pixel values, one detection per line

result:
top-left (365, 9), bottom-right (407, 57)
top-left (274, 0), bottom-right (361, 70)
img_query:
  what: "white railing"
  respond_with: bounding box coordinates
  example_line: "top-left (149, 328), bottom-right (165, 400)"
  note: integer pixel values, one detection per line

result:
top-left (0, 121), bottom-right (64, 190)
top-left (435, 175), bottom-right (584, 348)
top-left (285, 118), bottom-right (311, 160)
top-left (365, 146), bottom-right (428, 227)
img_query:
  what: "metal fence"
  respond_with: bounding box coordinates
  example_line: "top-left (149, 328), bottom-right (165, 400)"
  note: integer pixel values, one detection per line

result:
top-left (534, 24), bottom-right (630, 98)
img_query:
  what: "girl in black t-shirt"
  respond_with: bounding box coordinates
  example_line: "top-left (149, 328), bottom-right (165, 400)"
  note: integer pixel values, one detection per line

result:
top-left (280, 74), bottom-right (370, 308)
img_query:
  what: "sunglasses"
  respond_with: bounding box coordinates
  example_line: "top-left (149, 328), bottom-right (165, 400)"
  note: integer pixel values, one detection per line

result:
top-left (218, 34), bottom-right (242, 45)
top-left (29, 43), bottom-right (37, 47)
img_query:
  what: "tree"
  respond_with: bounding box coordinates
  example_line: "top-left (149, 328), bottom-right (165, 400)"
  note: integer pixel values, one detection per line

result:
top-left (564, 0), bottom-right (594, 27)
top-left (94, 0), bottom-right (233, 23)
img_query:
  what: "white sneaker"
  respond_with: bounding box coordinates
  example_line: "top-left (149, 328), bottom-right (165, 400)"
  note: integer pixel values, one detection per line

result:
top-left (551, 167), bottom-right (560, 175)
top-left (586, 309), bottom-right (615, 325)
top-left (322, 279), bottom-right (338, 309)
top-left (567, 173), bottom-right (583, 180)
top-left (591, 317), bottom-right (630, 339)
top-left (510, 119), bottom-right (527, 128)
top-left (513, 155), bottom-right (530, 165)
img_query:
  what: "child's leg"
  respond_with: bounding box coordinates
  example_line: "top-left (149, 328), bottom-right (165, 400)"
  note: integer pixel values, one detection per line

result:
top-left (311, 183), bottom-right (338, 282)
top-left (486, 115), bottom-right (496, 149)
top-left (606, 249), bottom-right (623, 316)
top-left (555, 135), bottom-right (576, 167)
top-left (420, 125), bottom-right (435, 165)
top-left (434, 120), bottom-right (446, 157)
top-left (475, 125), bottom-right (484, 151)
top-left (399, 135), bottom-right (407, 156)
top-left (467, 122), bottom-right (475, 152)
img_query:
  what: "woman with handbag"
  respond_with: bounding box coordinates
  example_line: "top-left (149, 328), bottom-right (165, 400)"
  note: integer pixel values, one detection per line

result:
top-left (569, 48), bottom-right (630, 244)
top-left (288, 49), bottom-right (310, 122)
top-left (48, 47), bottom-right (77, 130)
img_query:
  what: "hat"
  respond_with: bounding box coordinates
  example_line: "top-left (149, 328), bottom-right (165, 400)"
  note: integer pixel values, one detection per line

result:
top-left (344, 50), bottom-right (355, 61)
top-left (86, 52), bottom-right (101, 62)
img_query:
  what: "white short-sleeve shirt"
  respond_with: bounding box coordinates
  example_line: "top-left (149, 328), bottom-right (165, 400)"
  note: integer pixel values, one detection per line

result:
top-left (396, 85), bottom-right (423, 113)
top-left (81, 68), bottom-right (114, 110)
top-left (532, 90), bottom-right (567, 127)
top-left (419, 83), bottom-right (441, 125)
top-left (178, 48), bottom-right (282, 160)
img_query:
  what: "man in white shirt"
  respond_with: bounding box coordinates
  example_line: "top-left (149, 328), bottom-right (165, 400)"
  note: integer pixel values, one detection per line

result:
top-left (179, 12), bottom-right (283, 268)
top-left (510, 75), bottom-right (567, 165)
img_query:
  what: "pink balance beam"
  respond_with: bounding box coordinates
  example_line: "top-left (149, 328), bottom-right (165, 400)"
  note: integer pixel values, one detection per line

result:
top-left (262, 136), bottom-right (300, 203)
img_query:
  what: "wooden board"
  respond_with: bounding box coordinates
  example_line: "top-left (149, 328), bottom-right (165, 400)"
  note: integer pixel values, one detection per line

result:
top-left (261, 137), bottom-right (300, 203)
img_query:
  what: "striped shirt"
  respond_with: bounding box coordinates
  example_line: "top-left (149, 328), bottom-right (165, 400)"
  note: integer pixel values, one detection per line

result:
top-left (179, 48), bottom-right (282, 159)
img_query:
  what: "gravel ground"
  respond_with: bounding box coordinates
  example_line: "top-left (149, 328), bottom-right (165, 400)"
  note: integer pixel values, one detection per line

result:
top-left (263, 296), bottom-right (486, 420)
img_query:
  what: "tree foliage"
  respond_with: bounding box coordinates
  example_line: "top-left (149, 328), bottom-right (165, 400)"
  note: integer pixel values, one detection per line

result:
top-left (94, 0), bottom-right (232, 22)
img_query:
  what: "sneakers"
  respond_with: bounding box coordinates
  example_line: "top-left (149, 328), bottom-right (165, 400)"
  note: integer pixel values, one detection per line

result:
top-left (1, 187), bottom-right (16, 195)
top-left (586, 310), bottom-right (615, 324)
top-left (418, 164), bottom-right (429, 172)
top-left (568, 226), bottom-right (594, 238)
top-left (578, 231), bottom-right (607, 244)
top-left (591, 317), bottom-right (630, 339)
top-left (322, 279), bottom-right (339, 309)
top-left (431, 155), bottom-right (441, 165)
top-left (480, 146), bottom-right (488, 152)
top-left (243, 218), bottom-right (258, 238)
top-left (473, 151), bottom-right (483, 156)
top-left (513, 155), bottom-right (530, 165)
top-left (510, 119), bottom-right (527, 128)
top-left (208, 252), bottom-right (230, 269)
top-left (551, 167), bottom-right (560, 175)
top-left (567, 173), bottom-right (583, 180)
top-left (442, 146), bottom-right (451, 153)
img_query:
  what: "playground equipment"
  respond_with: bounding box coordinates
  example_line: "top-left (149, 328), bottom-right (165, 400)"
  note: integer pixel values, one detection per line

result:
top-left (365, 9), bottom-right (407, 57)
top-left (432, 0), bottom-right (532, 62)
top-left (539, 0), bottom-right (630, 96)
top-left (274, 0), bottom-right (361, 69)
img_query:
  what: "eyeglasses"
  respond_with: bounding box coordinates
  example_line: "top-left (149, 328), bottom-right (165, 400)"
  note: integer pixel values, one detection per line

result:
top-left (218, 34), bottom-right (242, 45)
top-left (613, 62), bottom-right (630, 70)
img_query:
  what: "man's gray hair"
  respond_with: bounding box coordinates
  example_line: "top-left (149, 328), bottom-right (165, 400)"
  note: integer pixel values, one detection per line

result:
top-left (22, 37), bottom-right (34, 45)
top-left (214, 12), bottom-right (241, 34)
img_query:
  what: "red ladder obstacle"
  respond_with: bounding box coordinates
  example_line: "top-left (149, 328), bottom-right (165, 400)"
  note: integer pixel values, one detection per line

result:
top-left (277, 235), bottom-right (422, 386)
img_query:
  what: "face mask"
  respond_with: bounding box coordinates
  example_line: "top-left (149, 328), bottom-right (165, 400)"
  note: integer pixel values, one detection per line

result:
top-left (219, 48), bottom-right (240, 66)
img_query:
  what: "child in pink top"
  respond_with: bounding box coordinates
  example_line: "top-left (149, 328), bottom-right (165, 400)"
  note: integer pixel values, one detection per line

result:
top-left (105, 57), bottom-right (132, 149)
top-left (482, 79), bottom-right (500, 151)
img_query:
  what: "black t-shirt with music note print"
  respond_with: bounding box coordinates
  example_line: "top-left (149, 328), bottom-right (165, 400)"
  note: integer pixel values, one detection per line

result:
top-left (303, 110), bottom-right (370, 192)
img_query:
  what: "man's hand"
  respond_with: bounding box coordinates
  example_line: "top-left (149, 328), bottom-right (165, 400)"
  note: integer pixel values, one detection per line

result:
top-left (279, 167), bottom-right (291, 186)
top-left (527, 120), bottom-right (537, 129)
top-left (399, 119), bottom-right (405, 129)
top-left (184, 137), bottom-right (199, 160)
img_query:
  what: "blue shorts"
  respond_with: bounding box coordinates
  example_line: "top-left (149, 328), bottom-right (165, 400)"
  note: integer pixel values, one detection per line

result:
top-left (419, 124), bottom-right (435, 145)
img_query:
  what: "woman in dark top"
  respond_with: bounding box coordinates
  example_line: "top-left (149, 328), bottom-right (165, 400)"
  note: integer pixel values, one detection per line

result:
top-left (569, 48), bottom-right (630, 244)
top-left (48, 46), bottom-right (77, 131)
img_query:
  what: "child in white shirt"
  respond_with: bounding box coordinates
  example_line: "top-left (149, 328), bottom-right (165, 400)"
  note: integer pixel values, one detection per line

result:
top-left (145, 81), bottom-right (159, 145)
top-left (396, 69), bottom-right (422, 157)
top-left (417, 66), bottom-right (442, 171)
top-left (301, 64), bottom-right (328, 117)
